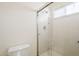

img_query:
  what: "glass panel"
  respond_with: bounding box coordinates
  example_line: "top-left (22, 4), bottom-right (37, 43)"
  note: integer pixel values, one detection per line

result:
top-left (37, 7), bottom-right (52, 56)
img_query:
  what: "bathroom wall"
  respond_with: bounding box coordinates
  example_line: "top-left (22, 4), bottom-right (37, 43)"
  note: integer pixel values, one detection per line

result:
top-left (52, 13), bottom-right (79, 56)
top-left (0, 3), bottom-right (37, 56)
top-left (51, 2), bottom-right (79, 55)
top-left (48, 2), bottom-right (71, 55)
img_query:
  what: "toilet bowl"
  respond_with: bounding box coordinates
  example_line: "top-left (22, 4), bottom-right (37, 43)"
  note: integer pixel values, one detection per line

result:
top-left (8, 44), bottom-right (30, 56)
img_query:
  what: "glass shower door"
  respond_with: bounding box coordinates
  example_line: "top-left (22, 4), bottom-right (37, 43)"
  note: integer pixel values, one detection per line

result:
top-left (37, 7), bottom-right (52, 56)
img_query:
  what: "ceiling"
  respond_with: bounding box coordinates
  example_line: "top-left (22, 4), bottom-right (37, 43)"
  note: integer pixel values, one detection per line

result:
top-left (0, 2), bottom-right (72, 12)
top-left (17, 2), bottom-right (48, 11)
top-left (0, 2), bottom-right (48, 11)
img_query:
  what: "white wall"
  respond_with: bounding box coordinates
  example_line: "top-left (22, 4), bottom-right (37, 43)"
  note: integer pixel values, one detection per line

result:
top-left (51, 2), bottom-right (79, 56)
top-left (52, 13), bottom-right (79, 56)
top-left (0, 3), bottom-right (37, 56)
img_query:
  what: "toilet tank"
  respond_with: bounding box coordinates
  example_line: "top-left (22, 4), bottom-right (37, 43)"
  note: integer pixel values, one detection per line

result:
top-left (8, 44), bottom-right (31, 56)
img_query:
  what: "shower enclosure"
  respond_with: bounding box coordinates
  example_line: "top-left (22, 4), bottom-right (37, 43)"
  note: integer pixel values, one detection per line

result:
top-left (37, 2), bottom-right (79, 56)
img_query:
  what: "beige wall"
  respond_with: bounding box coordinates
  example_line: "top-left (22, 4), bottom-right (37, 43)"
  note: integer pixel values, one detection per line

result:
top-left (0, 3), bottom-right (37, 56)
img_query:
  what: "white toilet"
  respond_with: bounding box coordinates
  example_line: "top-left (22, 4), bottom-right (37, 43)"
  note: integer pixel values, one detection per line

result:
top-left (8, 44), bottom-right (30, 56)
